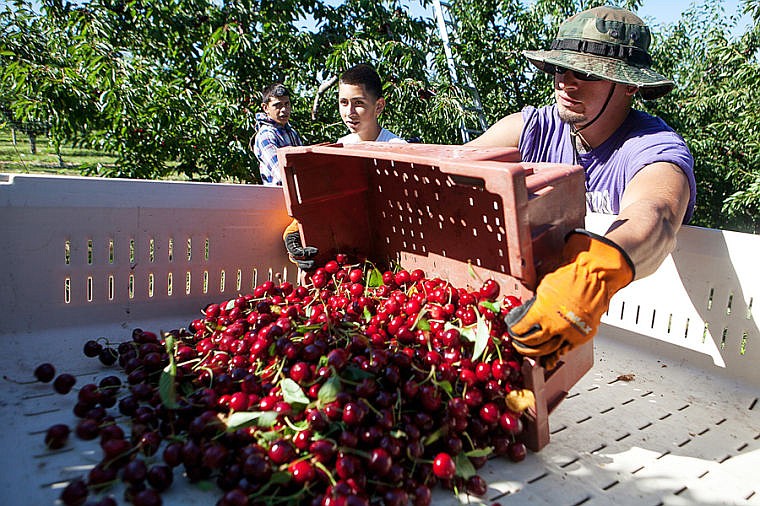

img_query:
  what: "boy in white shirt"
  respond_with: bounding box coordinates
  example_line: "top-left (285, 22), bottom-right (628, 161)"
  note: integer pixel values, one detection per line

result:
top-left (337, 64), bottom-right (406, 145)
top-left (283, 63), bottom-right (408, 270)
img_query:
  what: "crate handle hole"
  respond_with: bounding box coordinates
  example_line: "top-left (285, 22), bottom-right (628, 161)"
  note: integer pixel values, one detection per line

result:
top-left (448, 174), bottom-right (485, 189)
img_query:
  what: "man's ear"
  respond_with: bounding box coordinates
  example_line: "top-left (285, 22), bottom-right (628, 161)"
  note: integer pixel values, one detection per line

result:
top-left (375, 97), bottom-right (386, 116)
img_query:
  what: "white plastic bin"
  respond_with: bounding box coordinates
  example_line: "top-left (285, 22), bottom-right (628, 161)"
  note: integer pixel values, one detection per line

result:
top-left (1, 173), bottom-right (758, 506)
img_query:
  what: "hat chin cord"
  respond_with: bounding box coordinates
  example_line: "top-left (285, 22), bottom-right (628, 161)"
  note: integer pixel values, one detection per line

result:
top-left (569, 82), bottom-right (617, 156)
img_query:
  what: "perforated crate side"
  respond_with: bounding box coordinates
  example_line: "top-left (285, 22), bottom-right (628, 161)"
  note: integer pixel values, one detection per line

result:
top-left (280, 143), bottom-right (585, 299)
top-left (0, 174), bottom-right (296, 335)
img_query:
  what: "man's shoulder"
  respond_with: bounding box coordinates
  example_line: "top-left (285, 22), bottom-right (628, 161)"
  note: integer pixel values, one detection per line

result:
top-left (623, 110), bottom-right (685, 146)
top-left (610, 110), bottom-right (693, 170)
top-left (521, 104), bottom-right (561, 128)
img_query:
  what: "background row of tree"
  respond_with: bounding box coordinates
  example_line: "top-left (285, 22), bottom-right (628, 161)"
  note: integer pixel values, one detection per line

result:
top-left (1, 0), bottom-right (759, 233)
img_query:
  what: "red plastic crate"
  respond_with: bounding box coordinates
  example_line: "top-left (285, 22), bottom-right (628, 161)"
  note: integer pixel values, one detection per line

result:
top-left (280, 142), bottom-right (593, 450)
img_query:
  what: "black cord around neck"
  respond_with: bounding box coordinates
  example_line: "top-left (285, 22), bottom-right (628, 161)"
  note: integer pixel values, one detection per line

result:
top-left (569, 83), bottom-right (617, 165)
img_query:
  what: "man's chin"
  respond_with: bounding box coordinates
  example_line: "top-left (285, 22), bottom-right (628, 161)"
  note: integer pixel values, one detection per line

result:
top-left (557, 107), bottom-right (586, 125)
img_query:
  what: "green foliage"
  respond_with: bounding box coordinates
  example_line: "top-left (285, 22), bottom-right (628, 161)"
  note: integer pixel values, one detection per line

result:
top-left (647, 0), bottom-right (760, 232)
top-left (0, 0), bottom-right (440, 181)
top-left (1, 0), bottom-right (759, 232)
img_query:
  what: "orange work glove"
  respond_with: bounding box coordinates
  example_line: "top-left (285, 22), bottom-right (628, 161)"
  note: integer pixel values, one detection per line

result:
top-left (505, 230), bottom-right (635, 370)
top-left (283, 219), bottom-right (319, 270)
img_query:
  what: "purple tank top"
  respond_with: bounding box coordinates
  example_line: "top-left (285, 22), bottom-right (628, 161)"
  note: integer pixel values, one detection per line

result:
top-left (519, 105), bottom-right (696, 222)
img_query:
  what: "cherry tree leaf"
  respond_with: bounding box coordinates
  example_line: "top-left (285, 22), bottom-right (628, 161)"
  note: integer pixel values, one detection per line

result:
top-left (423, 427), bottom-right (443, 446)
top-left (366, 267), bottom-right (384, 287)
top-left (158, 367), bottom-right (178, 409)
top-left (479, 300), bottom-right (501, 314)
top-left (459, 324), bottom-right (477, 343)
top-left (437, 380), bottom-right (453, 395)
top-left (465, 447), bottom-right (493, 458)
top-left (471, 311), bottom-right (490, 362)
top-left (158, 332), bottom-right (178, 408)
top-left (410, 307), bottom-right (429, 330)
top-left (194, 480), bottom-right (217, 492)
top-left (318, 376), bottom-right (341, 404)
top-left (280, 378), bottom-right (310, 405)
top-left (226, 411), bottom-right (278, 430)
top-left (268, 471), bottom-right (292, 485)
top-left (454, 452), bottom-right (477, 479)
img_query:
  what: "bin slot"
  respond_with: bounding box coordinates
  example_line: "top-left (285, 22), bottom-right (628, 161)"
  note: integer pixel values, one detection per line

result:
top-left (447, 174), bottom-right (486, 189)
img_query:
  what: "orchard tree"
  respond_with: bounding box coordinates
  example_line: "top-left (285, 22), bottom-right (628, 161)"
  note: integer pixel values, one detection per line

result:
top-left (2, 0), bottom-right (759, 232)
top-left (0, 0), bottom-right (441, 181)
top-left (648, 0), bottom-right (760, 232)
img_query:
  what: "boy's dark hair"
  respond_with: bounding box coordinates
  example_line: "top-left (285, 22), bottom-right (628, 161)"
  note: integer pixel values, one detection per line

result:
top-left (261, 83), bottom-right (290, 105)
top-left (339, 64), bottom-right (383, 100)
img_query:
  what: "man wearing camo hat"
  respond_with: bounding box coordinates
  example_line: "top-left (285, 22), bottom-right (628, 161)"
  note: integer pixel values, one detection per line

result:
top-left (469, 6), bottom-right (696, 369)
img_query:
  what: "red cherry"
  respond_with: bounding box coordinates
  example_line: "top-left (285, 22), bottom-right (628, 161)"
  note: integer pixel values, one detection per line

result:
top-left (394, 270), bottom-right (410, 286)
top-left (34, 363), bottom-right (56, 383)
top-left (53, 373), bottom-right (76, 394)
top-left (502, 295), bottom-right (523, 311)
top-left (335, 453), bottom-right (360, 480)
top-left (289, 361), bottom-right (312, 384)
top-left (507, 441), bottom-right (527, 462)
top-left (368, 447), bottom-right (392, 476)
top-left (432, 452), bottom-right (456, 480)
top-left (342, 402), bottom-right (366, 426)
top-left (479, 402), bottom-right (500, 425)
top-left (475, 362), bottom-right (491, 382)
top-left (45, 423), bottom-right (70, 449)
top-left (268, 439), bottom-right (295, 465)
top-left (348, 268), bottom-right (364, 283)
top-left (479, 279), bottom-right (500, 300)
top-left (228, 392), bottom-right (248, 412)
top-left (309, 439), bottom-right (336, 463)
top-left (466, 474), bottom-right (488, 496)
top-left (293, 429), bottom-right (313, 451)
top-left (410, 269), bottom-right (425, 282)
top-left (288, 460), bottom-right (315, 484)
top-left (498, 411), bottom-right (523, 435)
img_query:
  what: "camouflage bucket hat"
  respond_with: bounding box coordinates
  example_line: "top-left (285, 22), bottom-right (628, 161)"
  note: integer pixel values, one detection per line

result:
top-left (523, 6), bottom-right (674, 100)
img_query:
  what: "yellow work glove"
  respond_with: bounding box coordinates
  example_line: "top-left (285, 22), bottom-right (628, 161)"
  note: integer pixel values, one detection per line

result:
top-left (283, 219), bottom-right (319, 270)
top-left (505, 230), bottom-right (635, 370)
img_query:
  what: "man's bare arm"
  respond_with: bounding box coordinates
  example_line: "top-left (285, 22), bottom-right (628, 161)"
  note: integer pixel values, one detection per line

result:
top-left (604, 162), bottom-right (691, 279)
top-left (465, 112), bottom-right (524, 148)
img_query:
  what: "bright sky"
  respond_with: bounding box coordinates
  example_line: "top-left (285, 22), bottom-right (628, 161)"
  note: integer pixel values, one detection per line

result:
top-left (409, 0), bottom-right (749, 32)
top-left (637, 0), bottom-right (748, 28)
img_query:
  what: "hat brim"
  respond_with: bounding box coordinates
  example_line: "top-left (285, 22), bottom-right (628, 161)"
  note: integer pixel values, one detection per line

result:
top-left (523, 49), bottom-right (674, 100)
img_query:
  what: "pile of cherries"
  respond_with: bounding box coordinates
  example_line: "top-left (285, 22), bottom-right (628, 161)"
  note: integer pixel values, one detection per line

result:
top-left (40, 255), bottom-right (533, 506)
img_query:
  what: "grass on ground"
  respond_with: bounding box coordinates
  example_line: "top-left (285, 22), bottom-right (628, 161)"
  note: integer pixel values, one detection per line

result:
top-left (0, 126), bottom-right (116, 176)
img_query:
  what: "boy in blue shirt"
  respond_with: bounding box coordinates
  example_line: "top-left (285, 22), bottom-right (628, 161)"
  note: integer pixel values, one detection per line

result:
top-left (253, 83), bottom-right (302, 185)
